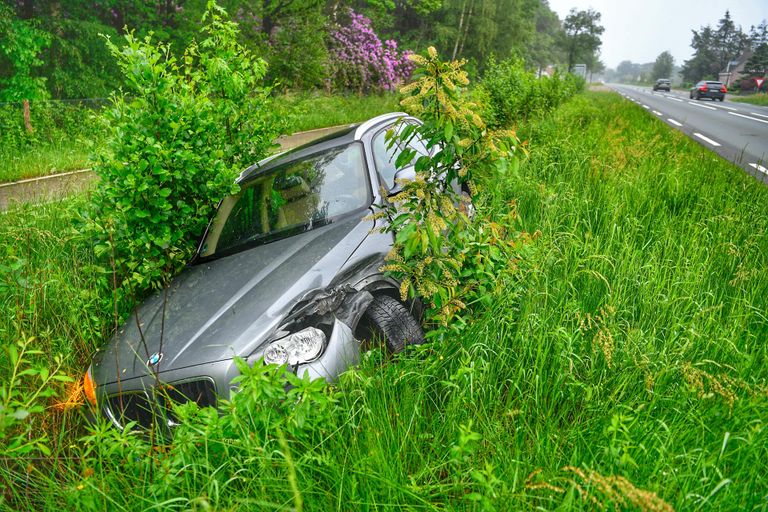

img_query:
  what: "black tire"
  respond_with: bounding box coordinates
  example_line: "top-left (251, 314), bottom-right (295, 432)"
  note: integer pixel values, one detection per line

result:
top-left (360, 295), bottom-right (424, 353)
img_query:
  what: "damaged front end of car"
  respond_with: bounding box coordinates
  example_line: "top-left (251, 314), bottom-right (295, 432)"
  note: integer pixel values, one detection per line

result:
top-left (86, 283), bottom-right (380, 431)
top-left (248, 284), bottom-right (375, 382)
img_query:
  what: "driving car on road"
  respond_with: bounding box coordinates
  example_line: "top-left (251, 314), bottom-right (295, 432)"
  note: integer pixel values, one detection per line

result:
top-left (652, 79), bottom-right (671, 91)
top-left (690, 80), bottom-right (727, 101)
top-left (83, 112), bottom-right (435, 431)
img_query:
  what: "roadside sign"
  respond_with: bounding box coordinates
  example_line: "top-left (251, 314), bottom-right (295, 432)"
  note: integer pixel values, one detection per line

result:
top-left (756, 78), bottom-right (765, 88)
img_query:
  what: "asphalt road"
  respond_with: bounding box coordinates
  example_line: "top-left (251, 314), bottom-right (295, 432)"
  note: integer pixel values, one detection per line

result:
top-left (608, 83), bottom-right (768, 183)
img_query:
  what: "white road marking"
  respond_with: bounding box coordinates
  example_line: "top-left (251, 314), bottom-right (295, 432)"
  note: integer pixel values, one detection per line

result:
top-left (667, 118), bottom-right (683, 126)
top-left (749, 163), bottom-right (768, 174)
top-left (728, 111), bottom-right (768, 124)
top-left (716, 104), bottom-right (738, 111)
top-left (653, 110), bottom-right (663, 116)
top-left (666, 96), bottom-right (683, 102)
top-left (642, 104), bottom-right (650, 109)
top-left (693, 133), bottom-right (721, 146)
top-left (688, 101), bottom-right (717, 111)
top-left (749, 112), bottom-right (768, 119)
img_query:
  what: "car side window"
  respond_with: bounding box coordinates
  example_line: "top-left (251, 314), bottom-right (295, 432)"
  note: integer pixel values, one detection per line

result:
top-left (372, 122), bottom-right (429, 190)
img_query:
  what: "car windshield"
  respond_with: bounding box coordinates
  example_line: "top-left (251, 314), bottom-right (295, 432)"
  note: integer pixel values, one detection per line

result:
top-left (198, 143), bottom-right (370, 259)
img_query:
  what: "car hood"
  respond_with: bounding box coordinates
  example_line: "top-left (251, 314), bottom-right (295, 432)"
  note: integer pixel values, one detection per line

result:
top-left (92, 213), bottom-right (374, 385)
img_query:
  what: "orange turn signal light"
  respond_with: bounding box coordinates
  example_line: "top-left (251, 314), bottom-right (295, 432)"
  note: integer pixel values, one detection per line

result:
top-left (83, 370), bottom-right (97, 407)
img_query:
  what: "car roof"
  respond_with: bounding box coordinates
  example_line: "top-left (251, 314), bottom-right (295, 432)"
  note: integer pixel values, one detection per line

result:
top-left (237, 112), bottom-right (409, 183)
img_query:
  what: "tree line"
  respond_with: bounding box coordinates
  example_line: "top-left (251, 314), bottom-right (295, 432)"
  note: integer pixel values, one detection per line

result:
top-left (0, 0), bottom-right (605, 101)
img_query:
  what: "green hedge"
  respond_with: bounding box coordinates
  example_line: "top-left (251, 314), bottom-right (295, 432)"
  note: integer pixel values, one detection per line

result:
top-left (478, 57), bottom-right (584, 127)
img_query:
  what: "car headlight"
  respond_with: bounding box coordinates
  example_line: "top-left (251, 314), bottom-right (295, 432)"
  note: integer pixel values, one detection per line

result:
top-left (263, 327), bottom-right (326, 366)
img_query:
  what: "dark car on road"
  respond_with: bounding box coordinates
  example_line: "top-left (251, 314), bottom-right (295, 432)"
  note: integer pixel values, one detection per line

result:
top-left (690, 80), bottom-right (727, 101)
top-left (652, 79), bottom-right (671, 92)
top-left (83, 112), bottom-right (441, 431)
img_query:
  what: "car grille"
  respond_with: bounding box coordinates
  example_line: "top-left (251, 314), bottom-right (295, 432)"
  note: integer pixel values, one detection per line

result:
top-left (105, 379), bottom-right (217, 429)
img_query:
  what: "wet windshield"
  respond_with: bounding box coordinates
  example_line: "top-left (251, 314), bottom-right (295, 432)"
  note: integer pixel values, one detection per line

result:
top-left (199, 143), bottom-right (370, 258)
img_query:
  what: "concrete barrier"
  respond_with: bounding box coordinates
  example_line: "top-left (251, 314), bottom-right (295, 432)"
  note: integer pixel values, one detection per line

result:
top-left (0, 168), bottom-right (97, 211)
top-left (0, 124), bottom-right (354, 212)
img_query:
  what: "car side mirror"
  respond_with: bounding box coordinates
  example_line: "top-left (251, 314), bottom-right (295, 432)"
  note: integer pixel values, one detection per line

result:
top-left (388, 166), bottom-right (416, 195)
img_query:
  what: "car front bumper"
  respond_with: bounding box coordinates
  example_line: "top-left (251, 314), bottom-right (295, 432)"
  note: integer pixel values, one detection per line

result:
top-left (95, 318), bottom-right (361, 430)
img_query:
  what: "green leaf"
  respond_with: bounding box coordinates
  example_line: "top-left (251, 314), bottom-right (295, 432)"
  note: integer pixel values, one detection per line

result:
top-left (395, 148), bottom-right (416, 169)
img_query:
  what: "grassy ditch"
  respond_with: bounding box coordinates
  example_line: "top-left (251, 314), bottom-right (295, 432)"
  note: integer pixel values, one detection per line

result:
top-left (2, 91), bottom-right (767, 510)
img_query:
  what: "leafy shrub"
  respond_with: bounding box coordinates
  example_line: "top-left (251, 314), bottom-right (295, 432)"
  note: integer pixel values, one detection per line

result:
top-left (0, 3), bottom-right (49, 102)
top-left (479, 56), bottom-right (584, 127)
top-left (86, 2), bottom-right (285, 293)
top-left (379, 48), bottom-right (528, 327)
top-left (329, 9), bottom-right (414, 93)
top-left (42, 18), bottom-right (123, 99)
top-left (266, 14), bottom-right (329, 90)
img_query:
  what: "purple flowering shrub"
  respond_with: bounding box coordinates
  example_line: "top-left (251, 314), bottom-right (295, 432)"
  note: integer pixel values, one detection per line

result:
top-left (329, 10), bottom-right (414, 93)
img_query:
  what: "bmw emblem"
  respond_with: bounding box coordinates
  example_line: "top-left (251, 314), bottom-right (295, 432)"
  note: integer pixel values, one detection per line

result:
top-left (147, 352), bottom-right (163, 366)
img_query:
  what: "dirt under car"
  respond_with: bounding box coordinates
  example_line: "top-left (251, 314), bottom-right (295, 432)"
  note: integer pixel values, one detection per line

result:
top-left (85, 113), bottom-right (434, 430)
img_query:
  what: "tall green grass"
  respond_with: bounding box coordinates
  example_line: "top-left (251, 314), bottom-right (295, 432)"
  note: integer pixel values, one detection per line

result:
top-left (730, 93), bottom-right (768, 106)
top-left (0, 102), bottom-right (104, 183)
top-left (275, 91), bottom-right (401, 132)
top-left (0, 144), bottom-right (94, 183)
top-left (2, 91), bottom-right (767, 510)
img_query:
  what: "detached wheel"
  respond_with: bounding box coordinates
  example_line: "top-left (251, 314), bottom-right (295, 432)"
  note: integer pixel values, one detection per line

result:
top-left (360, 295), bottom-right (425, 353)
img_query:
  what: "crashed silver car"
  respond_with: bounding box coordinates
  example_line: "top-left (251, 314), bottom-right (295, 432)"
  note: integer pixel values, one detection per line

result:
top-left (84, 113), bottom-right (436, 429)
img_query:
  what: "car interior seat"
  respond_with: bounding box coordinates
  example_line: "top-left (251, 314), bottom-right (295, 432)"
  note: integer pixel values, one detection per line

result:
top-left (274, 176), bottom-right (316, 229)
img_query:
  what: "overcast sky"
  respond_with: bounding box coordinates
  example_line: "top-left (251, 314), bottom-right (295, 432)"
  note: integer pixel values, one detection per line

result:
top-left (546, 0), bottom-right (768, 69)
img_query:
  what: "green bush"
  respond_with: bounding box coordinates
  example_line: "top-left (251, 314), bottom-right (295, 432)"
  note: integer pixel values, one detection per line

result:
top-left (380, 48), bottom-right (527, 327)
top-left (86, 1), bottom-right (286, 293)
top-left (479, 57), bottom-right (584, 127)
top-left (266, 15), bottom-right (329, 90)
